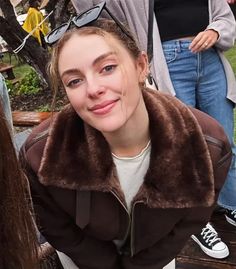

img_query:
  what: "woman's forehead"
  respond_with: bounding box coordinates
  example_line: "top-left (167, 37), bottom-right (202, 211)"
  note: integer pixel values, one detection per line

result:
top-left (59, 33), bottom-right (126, 61)
top-left (69, 31), bottom-right (122, 47)
top-left (58, 34), bottom-right (126, 74)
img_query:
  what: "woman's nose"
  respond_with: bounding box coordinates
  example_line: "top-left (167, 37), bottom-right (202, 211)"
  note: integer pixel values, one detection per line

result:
top-left (86, 78), bottom-right (106, 98)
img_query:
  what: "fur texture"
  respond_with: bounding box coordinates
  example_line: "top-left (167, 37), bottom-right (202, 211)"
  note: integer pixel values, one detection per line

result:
top-left (38, 89), bottom-right (214, 208)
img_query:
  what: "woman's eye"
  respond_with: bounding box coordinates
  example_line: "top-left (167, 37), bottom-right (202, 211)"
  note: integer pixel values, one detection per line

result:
top-left (102, 65), bottom-right (117, 73)
top-left (66, 78), bottom-right (82, 88)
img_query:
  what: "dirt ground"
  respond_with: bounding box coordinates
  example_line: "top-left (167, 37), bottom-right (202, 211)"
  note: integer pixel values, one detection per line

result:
top-left (10, 87), bottom-right (68, 111)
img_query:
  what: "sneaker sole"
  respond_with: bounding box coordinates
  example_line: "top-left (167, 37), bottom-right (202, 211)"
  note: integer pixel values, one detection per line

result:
top-left (225, 215), bottom-right (236, 227)
top-left (191, 235), bottom-right (229, 259)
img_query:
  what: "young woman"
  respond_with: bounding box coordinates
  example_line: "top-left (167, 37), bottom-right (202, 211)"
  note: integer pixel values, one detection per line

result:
top-left (72, 0), bottom-right (236, 259)
top-left (0, 98), bottom-right (38, 268)
top-left (20, 5), bottom-right (232, 269)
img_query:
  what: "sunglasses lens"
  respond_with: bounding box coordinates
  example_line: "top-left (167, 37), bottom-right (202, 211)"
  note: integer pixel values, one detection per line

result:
top-left (44, 1), bottom-right (133, 46)
top-left (73, 6), bottom-right (101, 27)
top-left (45, 23), bottom-right (69, 44)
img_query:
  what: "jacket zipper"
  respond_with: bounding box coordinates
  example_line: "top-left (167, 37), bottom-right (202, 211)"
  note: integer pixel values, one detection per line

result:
top-left (110, 190), bottom-right (131, 248)
top-left (130, 201), bottom-right (143, 256)
top-left (111, 189), bottom-right (144, 257)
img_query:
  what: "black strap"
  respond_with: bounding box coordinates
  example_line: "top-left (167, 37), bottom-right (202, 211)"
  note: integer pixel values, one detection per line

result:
top-left (147, 0), bottom-right (158, 89)
top-left (76, 190), bottom-right (91, 229)
top-left (147, 0), bottom-right (154, 62)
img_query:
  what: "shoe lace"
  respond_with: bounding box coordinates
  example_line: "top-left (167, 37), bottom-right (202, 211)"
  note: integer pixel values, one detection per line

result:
top-left (231, 210), bottom-right (236, 217)
top-left (201, 224), bottom-right (221, 246)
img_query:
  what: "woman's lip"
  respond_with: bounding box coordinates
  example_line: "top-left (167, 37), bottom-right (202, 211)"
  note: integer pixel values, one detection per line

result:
top-left (89, 100), bottom-right (118, 115)
top-left (89, 100), bottom-right (117, 110)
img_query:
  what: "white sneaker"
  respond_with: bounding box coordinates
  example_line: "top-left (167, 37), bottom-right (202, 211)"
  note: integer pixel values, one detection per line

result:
top-left (225, 209), bottom-right (236, 227)
top-left (191, 223), bottom-right (229, 259)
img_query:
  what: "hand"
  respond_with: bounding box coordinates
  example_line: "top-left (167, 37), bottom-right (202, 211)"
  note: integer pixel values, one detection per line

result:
top-left (227, 0), bottom-right (236, 4)
top-left (189, 30), bottom-right (219, 53)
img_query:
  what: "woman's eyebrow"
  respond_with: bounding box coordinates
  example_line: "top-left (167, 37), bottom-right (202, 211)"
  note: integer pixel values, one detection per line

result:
top-left (93, 51), bottom-right (117, 66)
top-left (61, 68), bottom-right (82, 80)
top-left (61, 52), bottom-right (117, 79)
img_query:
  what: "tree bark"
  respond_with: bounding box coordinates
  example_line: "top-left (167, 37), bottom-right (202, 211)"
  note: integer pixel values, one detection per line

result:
top-left (0, 0), bottom-right (50, 88)
top-left (45, 0), bottom-right (71, 29)
top-left (44, 0), bottom-right (57, 28)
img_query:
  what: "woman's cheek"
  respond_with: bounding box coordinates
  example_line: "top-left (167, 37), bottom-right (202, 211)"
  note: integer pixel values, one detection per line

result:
top-left (67, 92), bottom-right (86, 112)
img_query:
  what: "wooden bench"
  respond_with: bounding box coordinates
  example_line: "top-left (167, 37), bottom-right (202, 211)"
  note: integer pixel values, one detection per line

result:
top-left (0, 63), bottom-right (15, 80)
top-left (12, 111), bottom-right (52, 127)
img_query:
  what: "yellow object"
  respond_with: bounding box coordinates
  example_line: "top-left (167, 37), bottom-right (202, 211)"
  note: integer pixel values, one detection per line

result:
top-left (22, 7), bottom-right (49, 46)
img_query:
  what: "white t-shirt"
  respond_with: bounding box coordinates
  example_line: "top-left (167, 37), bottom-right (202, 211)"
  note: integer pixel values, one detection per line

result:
top-left (112, 140), bottom-right (151, 212)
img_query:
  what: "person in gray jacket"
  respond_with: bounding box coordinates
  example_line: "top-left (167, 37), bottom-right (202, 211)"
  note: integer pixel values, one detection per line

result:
top-left (0, 73), bottom-right (13, 132)
top-left (72, 0), bottom-right (236, 260)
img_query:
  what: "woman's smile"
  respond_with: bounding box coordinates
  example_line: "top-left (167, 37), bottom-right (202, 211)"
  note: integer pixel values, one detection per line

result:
top-left (88, 99), bottom-right (119, 115)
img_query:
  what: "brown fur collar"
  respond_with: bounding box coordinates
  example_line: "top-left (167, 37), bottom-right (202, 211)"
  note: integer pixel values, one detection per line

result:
top-left (38, 89), bottom-right (214, 208)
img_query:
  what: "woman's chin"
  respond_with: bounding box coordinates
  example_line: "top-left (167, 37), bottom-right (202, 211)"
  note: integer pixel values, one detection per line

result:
top-left (90, 118), bottom-right (125, 134)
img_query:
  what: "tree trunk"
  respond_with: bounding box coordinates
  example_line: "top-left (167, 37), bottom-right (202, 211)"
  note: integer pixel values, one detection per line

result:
top-left (45, 0), bottom-right (71, 29)
top-left (44, 0), bottom-right (57, 28)
top-left (0, 0), bottom-right (50, 88)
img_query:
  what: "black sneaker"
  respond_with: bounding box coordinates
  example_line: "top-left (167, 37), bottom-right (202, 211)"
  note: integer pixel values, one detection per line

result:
top-left (191, 223), bottom-right (229, 259)
top-left (225, 209), bottom-right (236, 227)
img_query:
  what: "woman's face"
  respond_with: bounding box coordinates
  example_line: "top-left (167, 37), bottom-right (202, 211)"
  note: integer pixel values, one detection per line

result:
top-left (58, 32), bottom-right (148, 134)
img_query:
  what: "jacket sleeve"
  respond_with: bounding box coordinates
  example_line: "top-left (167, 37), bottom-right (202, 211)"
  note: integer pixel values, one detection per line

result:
top-left (206, 0), bottom-right (236, 50)
top-left (121, 207), bottom-right (214, 269)
top-left (19, 147), bottom-right (120, 269)
top-left (189, 107), bottom-right (232, 200)
top-left (205, 135), bottom-right (232, 200)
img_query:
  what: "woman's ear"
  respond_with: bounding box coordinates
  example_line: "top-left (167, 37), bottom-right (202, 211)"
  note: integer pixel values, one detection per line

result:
top-left (136, 51), bottom-right (149, 83)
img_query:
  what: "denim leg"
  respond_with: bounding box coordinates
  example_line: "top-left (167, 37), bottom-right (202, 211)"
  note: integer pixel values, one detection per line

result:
top-left (162, 40), bottom-right (197, 106)
top-left (197, 49), bottom-right (236, 209)
top-left (162, 41), bottom-right (236, 209)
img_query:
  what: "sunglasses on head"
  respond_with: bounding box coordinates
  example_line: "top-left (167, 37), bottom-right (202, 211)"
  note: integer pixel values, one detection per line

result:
top-left (44, 1), bottom-right (134, 45)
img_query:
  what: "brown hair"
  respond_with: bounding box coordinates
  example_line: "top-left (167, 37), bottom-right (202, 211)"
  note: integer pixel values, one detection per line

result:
top-left (29, 0), bottom-right (40, 9)
top-left (0, 101), bottom-right (38, 268)
top-left (48, 18), bottom-right (142, 110)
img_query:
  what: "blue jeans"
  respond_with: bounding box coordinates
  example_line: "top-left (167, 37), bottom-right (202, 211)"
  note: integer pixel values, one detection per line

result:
top-left (162, 39), bottom-right (236, 210)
